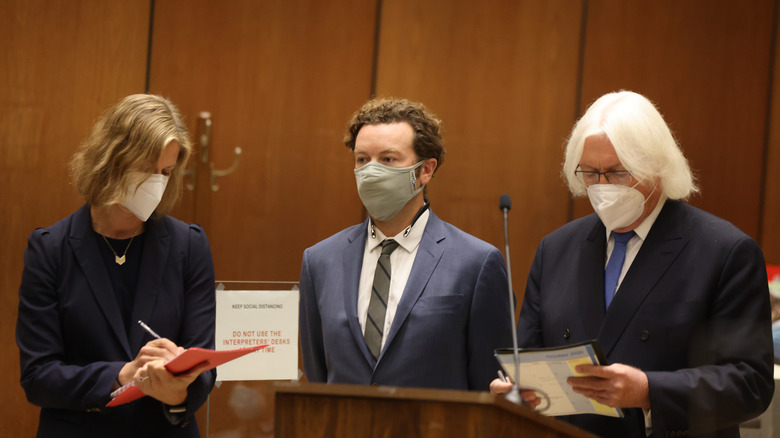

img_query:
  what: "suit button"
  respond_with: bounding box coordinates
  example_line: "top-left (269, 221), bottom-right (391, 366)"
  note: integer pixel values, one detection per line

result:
top-left (563, 329), bottom-right (571, 340)
top-left (640, 330), bottom-right (649, 341)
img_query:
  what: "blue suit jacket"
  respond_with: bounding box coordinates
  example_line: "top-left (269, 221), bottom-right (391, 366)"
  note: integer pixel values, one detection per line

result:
top-left (518, 200), bottom-right (774, 438)
top-left (16, 204), bottom-right (216, 438)
top-left (299, 211), bottom-right (513, 391)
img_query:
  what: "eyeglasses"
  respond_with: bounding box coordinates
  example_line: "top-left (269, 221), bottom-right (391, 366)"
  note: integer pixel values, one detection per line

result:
top-left (574, 168), bottom-right (633, 186)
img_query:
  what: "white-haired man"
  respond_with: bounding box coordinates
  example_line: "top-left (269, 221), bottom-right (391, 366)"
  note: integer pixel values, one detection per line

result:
top-left (492, 91), bottom-right (773, 437)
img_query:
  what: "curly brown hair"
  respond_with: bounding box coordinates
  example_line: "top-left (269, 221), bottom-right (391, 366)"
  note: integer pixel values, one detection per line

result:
top-left (344, 97), bottom-right (445, 174)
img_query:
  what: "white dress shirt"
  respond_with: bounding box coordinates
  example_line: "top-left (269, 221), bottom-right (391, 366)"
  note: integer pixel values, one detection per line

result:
top-left (605, 196), bottom-right (667, 292)
top-left (603, 194), bottom-right (667, 436)
top-left (357, 210), bottom-right (430, 353)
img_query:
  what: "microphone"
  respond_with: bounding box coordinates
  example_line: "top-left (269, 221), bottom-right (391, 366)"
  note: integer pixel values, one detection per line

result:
top-left (499, 193), bottom-right (511, 212)
top-left (499, 194), bottom-right (523, 405)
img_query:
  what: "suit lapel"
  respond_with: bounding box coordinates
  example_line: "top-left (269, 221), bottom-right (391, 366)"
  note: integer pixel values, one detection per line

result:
top-left (342, 220), bottom-right (375, 365)
top-left (69, 205), bottom-right (132, 358)
top-left (578, 217), bottom-right (608, 339)
top-left (598, 201), bottom-right (687, 356)
top-left (382, 213), bottom-right (444, 353)
top-left (128, 217), bottom-right (170, 351)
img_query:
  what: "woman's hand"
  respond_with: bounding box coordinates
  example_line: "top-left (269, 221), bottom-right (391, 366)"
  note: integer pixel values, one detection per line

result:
top-left (134, 359), bottom-right (211, 406)
top-left (117, 338), bottom-right (183, 388)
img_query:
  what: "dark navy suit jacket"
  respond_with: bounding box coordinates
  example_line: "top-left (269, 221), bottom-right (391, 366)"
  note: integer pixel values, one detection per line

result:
top-left (518, 200), bottom-right (774, 437)
top-left (299, 211), bottom-right (513, 391)
top-left (17, 204), bottom-right (216, 438)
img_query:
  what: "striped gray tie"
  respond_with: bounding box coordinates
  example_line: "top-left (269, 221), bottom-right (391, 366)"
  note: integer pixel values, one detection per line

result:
top-left (365, 239), bottom-right (399, 360)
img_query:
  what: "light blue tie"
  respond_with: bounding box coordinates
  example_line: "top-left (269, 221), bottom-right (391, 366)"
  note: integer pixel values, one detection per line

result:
top-left (604, 231), bottom-right (635, 310)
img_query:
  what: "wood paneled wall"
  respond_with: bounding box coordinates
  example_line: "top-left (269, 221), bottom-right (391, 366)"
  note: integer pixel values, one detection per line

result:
top-left (2, 0), bottom-right (779, 436)
top-left (147, 0), bottom-right (378, 434)
top-left (573, 0), bottom-right (776, 242)
top-left (149, 0), bottom-right (377, 283)
top-left (763, 3), bottom-right (780, 265)
top-left (1, 1), bottom-right (151, 435)
top-left (374, 0), bottom-right (581, 303)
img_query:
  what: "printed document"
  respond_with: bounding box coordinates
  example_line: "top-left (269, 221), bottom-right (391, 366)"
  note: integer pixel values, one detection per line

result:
top-left (495, 340), bottom-right (623, 417)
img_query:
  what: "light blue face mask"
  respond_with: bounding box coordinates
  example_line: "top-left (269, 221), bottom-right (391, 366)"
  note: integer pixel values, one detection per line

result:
top-left (354, 161), bottom-right (424, 221)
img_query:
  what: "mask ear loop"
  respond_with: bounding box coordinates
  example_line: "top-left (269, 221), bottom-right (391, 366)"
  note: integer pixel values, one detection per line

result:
top-left (623, 170), bottom-right (657, 202)
top-left (401, 161), bottom-right (427, 238)
top-left (410, 159), bottom-right (427, 189)
top-left (633, 180), bottom-right (658, 207)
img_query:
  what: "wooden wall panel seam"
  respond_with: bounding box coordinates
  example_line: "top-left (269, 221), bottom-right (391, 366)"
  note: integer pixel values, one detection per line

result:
top-left (370, 0), bottom-right (383, 98)
top-left (145, 0), bottom-right (156, 93)
top-left (758, 0), bottom-right (780, 248)
top-left (568, 0), bottom-right (590, 224)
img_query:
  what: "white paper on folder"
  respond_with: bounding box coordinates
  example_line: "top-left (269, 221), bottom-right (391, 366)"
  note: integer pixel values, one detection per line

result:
top-left (215, 289), bottom-right (299, 381)
top-left (495, 341), bottom-right (623, 418)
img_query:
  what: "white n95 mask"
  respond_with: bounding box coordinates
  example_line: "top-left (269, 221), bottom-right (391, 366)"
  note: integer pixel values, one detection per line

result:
top-left (354, 161), bottom-right (424, 221)
top-left (586, 183), bottom-right (648, 230)
top-left (122, 173), bottom-right (169, 221)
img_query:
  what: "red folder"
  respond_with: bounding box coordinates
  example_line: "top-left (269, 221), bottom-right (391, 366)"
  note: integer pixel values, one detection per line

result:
top-left (106, 344), bottom-right (267, 407)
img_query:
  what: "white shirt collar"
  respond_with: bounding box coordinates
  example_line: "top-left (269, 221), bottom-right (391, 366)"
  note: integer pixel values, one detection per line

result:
top-left (367, 209), bottom-right (430, 254)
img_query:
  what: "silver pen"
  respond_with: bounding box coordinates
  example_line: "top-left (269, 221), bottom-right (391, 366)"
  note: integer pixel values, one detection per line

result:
top-left (138, 320), bottom-right (161, 339)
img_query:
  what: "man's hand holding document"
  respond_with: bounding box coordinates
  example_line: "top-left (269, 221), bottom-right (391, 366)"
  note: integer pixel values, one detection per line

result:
top-left (494, 340), bottom-right (624, 418)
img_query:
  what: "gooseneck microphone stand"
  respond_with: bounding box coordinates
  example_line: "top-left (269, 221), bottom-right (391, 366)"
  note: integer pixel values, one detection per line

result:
top-left (499, 194), bottom-right (523, 405)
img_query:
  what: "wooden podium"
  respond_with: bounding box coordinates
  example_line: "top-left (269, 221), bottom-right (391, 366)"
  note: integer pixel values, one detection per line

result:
top-left (273, 382), bottom-right (597, 438)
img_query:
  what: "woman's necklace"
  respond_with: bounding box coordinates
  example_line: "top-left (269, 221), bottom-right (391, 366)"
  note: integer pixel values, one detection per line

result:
top-left (94, 222), bottom-right (143, 266)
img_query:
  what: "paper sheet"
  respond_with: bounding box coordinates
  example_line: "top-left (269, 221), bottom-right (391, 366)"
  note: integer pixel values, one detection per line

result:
top-left (495, 340), bottom-right (623, 417)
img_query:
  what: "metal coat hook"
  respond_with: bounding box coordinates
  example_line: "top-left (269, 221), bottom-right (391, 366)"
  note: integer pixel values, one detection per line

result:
top-left (210, 146), bottom-right (242, 191)
top-left (183, 168), bottom-right (196, 191)
top-left (184, 112), bottom-right (242, 192)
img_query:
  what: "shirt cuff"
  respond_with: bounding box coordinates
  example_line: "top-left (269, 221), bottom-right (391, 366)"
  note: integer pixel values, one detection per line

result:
top-left (162, 402), bottom-right (187, 425)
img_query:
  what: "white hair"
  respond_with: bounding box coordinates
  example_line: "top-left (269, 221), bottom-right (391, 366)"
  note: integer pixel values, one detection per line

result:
top-left (562, 91), bottom-right (698, 199)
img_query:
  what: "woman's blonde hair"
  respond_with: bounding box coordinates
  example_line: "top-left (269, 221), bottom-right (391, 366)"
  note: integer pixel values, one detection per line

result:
top-left (563, 91), bottom-right (697, 199)
top-left (70, 94), bottom-right (192, 217)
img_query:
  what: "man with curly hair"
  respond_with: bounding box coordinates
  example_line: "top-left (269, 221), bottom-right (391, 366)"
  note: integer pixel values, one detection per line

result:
top-left (299, 97), bottom-right (512, 391)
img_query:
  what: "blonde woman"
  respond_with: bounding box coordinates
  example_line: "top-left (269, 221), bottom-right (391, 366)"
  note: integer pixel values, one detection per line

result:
top-left (17, 94), bottom-right (215, 437)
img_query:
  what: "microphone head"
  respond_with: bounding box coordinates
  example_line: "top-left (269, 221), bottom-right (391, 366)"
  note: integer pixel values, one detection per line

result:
top-left (499, 193), bottom-right (511, 211)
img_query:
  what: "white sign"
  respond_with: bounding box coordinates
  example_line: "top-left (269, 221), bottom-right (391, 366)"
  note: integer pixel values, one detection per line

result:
top-left (215, 289), bottom-right (299, 381)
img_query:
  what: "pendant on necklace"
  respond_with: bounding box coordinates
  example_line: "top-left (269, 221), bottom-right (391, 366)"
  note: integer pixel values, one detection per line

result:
top-left (115, 255), bottom-right (126, 265)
